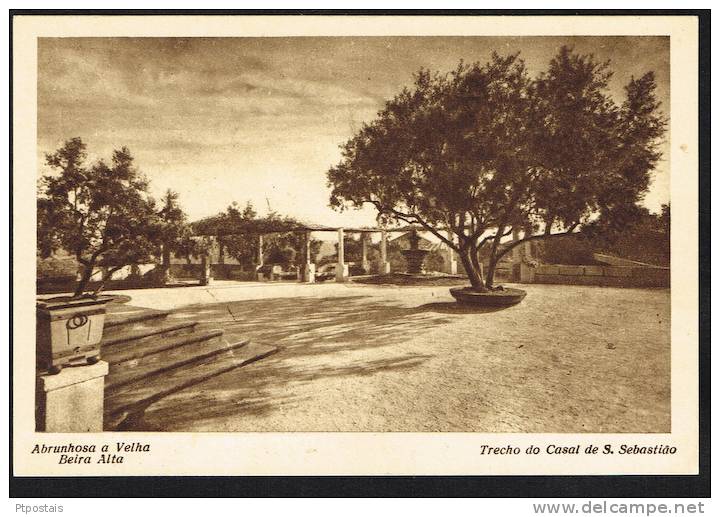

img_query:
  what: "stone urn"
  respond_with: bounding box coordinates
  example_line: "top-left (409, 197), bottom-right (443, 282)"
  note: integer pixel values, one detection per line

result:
top-left (401, 230), bottom-right (429, 274)
top-left (36, 295), bottom-right (111, 374)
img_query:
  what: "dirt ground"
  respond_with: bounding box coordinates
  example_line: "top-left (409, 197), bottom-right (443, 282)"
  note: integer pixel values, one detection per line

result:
top-left (113, 281), bottom-right (671, 433)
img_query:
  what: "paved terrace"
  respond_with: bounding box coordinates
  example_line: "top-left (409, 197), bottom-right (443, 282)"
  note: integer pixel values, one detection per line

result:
top-left (105, 281), bottom-right (670, 433)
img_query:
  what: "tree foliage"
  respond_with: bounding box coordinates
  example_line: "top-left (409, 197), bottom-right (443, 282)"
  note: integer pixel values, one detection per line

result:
top-left (328, 47), bottom-right (666, 290)
top-left (38, 137), bottom-right (160, 297)
top-left (596, 204), bottom-right (670, 266)
top-left (158, 190), bottom-right (191, 255)
top-left (156, 189), bottom-right (194, 275)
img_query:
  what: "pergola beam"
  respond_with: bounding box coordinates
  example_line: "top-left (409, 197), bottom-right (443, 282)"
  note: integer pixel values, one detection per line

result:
top-left (192, 221), bottom-right (469, 283)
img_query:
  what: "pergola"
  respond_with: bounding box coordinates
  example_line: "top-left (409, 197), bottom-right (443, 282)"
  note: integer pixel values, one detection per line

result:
top-left (194, 220), bottom-right (459, 283)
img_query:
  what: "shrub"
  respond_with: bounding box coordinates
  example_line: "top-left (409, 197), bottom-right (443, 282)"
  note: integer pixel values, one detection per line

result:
top-left (540, 237), bottom-right (598, 265)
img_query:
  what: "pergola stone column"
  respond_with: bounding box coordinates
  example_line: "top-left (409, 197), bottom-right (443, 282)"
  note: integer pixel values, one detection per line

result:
top-left (445, 230), bottom-right (458, 275)
top-left (299, 230), bottom-right (315, 283)
top-left (380, 230), bottom-right (391, 274)
top-left (199, 237), bottom-right (213, 286)
top-left (255, 234), bottom-right (265, 281)
top-left (360, 233), bottom-right (370, 273)
top-left (257, 234), bottom-right (264, 267)
top-left (335, 228), bottom-right (349, 282)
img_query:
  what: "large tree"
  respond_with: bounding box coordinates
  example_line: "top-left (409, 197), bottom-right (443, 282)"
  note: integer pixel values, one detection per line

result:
top-left (328, 47), bottom-right (666, 291)
top-left (38, 138), bottom-right (160, 297)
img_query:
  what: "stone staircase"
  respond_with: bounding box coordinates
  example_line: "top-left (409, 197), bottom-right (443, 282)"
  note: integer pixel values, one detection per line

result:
top-left (101, 309), bottom-right (278, 430)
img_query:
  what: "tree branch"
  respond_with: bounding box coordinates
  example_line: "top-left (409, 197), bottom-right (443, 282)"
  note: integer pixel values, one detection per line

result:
top-left (369, 200), bottom-right (458, 250)
top-left (75, 249), bottom-right (90, 267)
top-left (476, 225), bottom-right (513, 250)
top-left (388, 207), bottom-right (458, 249)
top-left (91, 264), bottom-right (126, 296)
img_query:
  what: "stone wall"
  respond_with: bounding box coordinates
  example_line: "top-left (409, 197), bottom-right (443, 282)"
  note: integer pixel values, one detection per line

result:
top-left (521, 263), bottom-right (669, 288)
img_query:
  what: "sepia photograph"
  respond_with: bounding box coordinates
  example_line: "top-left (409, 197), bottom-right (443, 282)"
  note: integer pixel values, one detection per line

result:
top-left (11, 12), bottom-right (706, 487)
top-left (34, 35), bottom-right (672, 434)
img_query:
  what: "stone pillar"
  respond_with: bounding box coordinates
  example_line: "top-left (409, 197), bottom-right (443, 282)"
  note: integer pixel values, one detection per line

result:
top-left (361, 234), bottom-right (369, 273)
top-left (300, 231), bottom-right (315, 283)
top-left (36, 361), bottom-right (109, 432)
top-left (257, 235), bottom-right (264, 267)
top-left (380, 230), bottom-right (391, 274)
top-left (256, 235), bottom-right (265, 281)
top-left (200, 251), bottom-right (212, 286)
top-left (445, 231), bottom-right (458, 275)
top-left (336, 228), bottom-right (348, 282)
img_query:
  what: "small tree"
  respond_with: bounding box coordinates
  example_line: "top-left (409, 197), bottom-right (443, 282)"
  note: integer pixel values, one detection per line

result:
top-left (219, 202), bottom-right (260, 268)
top-left (193, 203), bottom-right (321, 269)
top-left (38, 138), bottom-right (159, 297)
top-left (328, 48), bottom-right (666, 291)
top-left (157, 189), bottom-right (192, 281)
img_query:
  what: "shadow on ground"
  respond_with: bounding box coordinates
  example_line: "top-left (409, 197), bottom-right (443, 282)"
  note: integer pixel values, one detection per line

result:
top-left (131, 294), bottom-right (504, 429)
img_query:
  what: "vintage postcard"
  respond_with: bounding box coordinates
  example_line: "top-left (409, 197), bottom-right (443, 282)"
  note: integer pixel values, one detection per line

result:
top-left (12, 13), bottom-right (703, 478)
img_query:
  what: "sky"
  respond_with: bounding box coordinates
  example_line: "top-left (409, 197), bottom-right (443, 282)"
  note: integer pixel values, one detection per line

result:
top-left (37, 36), bottom-right (670, 227)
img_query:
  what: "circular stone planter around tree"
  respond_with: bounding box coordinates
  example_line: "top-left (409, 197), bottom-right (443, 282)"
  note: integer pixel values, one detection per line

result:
top-left (449, 286), bottom-right (527, 306)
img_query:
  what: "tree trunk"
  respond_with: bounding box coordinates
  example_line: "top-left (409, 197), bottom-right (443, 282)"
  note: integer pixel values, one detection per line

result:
top-left (92, 272), bottom-right (110, 296)
top-left (469, 247), bottom-right (486, 286)
top-left (93, 265), bottom-right (121, 296)
top-left (74, 264), bottom-right (94, 298)
top-left (162, 245), bottom-right (171, 268)
top-left (484, 227), bottom-right (507, 289)
top-left (459, 247), bottom-right (488, 292)
top-left (485, 251), bottom-right (501, 289)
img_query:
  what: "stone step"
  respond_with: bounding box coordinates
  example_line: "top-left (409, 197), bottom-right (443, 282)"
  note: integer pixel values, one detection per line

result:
top-left (102, 329), bottom-right (224, 366)
top-left (104, 309), bottom-right (171, 330)
top-left (104, 341), bottom-right (279, 427)
top-left (105, 331), bottom-right (233, 390)
top-left (101, 320), bottom-right (198, 348)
